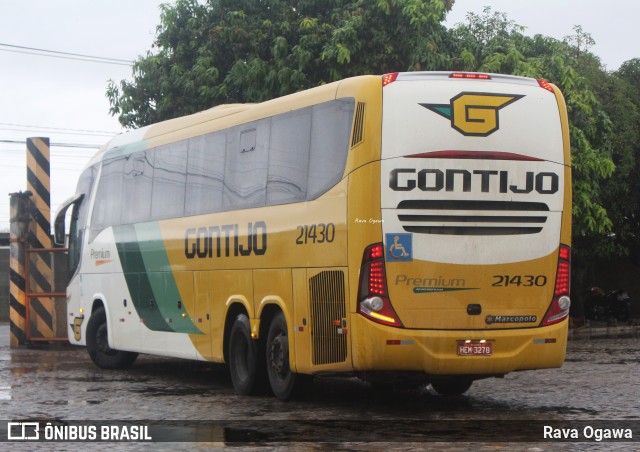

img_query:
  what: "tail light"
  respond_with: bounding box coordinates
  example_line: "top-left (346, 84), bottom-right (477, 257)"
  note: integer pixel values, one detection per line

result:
top-left (357, 243), bottom-right (403, 327)
top-left (537, 79), bottom-right (554, 93)
top-left (541, 245), bottom-right (571, 326)
top-left (382, 73), bottom-right (399, 87)
top-left (450, 72), bottom-right (491, 80)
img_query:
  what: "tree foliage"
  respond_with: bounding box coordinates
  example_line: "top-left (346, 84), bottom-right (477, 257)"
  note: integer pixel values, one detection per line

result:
top-left (448, 9), bottom-right (617, 245)
top-left (593, 59), bottom-right (640, 261)
top-left (107, 0), bottom-right (452, 128)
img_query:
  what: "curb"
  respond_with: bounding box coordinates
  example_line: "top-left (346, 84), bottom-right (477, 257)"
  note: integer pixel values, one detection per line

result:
top-left (569, 320), bottom-right (640, 340)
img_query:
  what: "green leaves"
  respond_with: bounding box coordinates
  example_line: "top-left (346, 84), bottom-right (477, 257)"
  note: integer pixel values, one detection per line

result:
top-left (335, 44), bottom-right (351, 64)
top-left (449, 7), bottom-right (625, 251)
top-left (107, 0), bottom-right (453, 128)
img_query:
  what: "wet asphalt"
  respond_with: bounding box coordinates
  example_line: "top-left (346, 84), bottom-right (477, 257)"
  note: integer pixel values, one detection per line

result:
top-left (0, 323), bottom-right (638, 451)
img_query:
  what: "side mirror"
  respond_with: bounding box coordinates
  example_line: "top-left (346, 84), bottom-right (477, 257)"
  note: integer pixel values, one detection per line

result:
top-left (54, 213), bottom-right (66, 246)
top-left (54, 193), bottom-right (84, 246)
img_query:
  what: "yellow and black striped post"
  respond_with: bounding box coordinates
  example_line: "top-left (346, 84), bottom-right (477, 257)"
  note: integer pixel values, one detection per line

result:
top-left (27, 137), bottom-right (52, 251)
top-left (9, 192), bottom-right (30, 346)
top-left (25, 137), bottom-right (59, 340)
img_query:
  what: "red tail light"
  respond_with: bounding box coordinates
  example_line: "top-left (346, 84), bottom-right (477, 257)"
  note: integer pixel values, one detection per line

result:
top-left (382, 73), bottom-right (399, 87)
top-left (358, 243), bottom-right (403, 327)
top-left (537, 79), bottom-right (554, 93)
top-left (541, 245), bottom-right (571, 326)
top-left (450, 72), bottom-right (491, 80)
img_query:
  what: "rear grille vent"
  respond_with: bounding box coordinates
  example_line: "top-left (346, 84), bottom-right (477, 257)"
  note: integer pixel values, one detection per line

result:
top-left (397, 200), bottom-right (549, 235)
top-left (309, 271), bottom-right (347, 365)
top-left (350, 102), bottom-right (365, 147)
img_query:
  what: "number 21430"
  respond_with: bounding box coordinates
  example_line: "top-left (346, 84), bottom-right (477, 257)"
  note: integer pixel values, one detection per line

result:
top-left (492, 275), bottom-right (547, 287)
top-left (295, 223), bottom-right (335, 244)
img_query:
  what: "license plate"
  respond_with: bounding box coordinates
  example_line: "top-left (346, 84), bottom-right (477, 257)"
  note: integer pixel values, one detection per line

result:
top-left (457, 341), bottom-right (493, 356)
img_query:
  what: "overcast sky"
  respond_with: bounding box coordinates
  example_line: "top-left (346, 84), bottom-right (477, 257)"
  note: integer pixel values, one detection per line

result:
top-left (0, 0), bottom-right (638, 231)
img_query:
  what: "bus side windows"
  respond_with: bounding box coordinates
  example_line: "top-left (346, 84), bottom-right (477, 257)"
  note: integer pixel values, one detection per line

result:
top-left (223, 121), bottom-right (269, 210)
top-left (88, 98), bottom-right (356, 240)
top-left (151, 143), bottom-right (187, 220)
top-left (186, 132), bottom-right (226, 216)
top-left (122, 151), bottom-right (154, 224)
top-left (267, 108), bottom-right (312, 205)
top-left (307, 99), bottom-right (354, 200)
top-left (90, 156), bottom-right (124, 240)
top-left (266, 98), bottom-right (355, 205)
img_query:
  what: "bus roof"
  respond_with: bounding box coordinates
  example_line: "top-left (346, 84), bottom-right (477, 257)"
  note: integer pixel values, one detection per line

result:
top-left (87, 76), bottom-right (374, 166)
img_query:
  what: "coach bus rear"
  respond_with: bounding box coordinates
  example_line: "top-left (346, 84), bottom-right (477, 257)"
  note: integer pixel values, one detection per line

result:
top-left (349, 72), bottom-right (571, 394)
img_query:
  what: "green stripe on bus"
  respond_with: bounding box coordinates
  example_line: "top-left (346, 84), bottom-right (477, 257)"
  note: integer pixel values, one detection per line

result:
top-left (135, 222), bottom-right (202, 335)
top-left (114, 224), bottom-right (173, 332)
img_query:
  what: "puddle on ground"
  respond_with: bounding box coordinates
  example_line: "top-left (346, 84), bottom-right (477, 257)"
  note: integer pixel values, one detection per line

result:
top-left (0, 386), bottom-right (11, 400)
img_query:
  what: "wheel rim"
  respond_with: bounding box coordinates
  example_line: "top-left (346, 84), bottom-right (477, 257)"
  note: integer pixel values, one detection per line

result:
top-left (269, 332), bottom-right (288, 381)
top-left (96, 324), bottom-right (116, 356)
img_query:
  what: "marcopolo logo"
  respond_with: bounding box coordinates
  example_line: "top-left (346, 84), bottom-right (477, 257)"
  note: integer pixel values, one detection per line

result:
top-left (420, 92), bottom-right (524, 137)
top-left (485, 314), bottom-right (537, 324)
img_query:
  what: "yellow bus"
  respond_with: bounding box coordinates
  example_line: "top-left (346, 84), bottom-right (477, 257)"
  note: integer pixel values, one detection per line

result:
top-left (55, 71), bottom-right (572, 399)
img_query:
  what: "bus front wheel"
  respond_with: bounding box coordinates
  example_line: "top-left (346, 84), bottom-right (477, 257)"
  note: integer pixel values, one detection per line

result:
top-left (266, 311), bottom-right (308, 400)
top-left (228, 314), bottom-right (267, 396)
top-left (86, 307), bottom-right (138, 369)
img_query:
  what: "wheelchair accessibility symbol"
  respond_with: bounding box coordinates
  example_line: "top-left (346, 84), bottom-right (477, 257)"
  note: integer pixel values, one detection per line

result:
top-left (385, 233), bottom-right (413, 262)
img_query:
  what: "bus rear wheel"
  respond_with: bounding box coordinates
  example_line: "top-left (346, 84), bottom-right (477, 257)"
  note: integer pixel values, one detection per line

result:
top-left (228, 314), bottom-right (267, 396)
top-left (266, 311), bottom-right (307, 400)
top-left (430, 378), bottom-right (473, 396)
top-left (86, 307), bottom-right (138, 369)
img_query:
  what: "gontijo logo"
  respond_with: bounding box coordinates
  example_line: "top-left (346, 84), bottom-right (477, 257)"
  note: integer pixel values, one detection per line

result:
top-left (420, 92), bottom-right (524, 137)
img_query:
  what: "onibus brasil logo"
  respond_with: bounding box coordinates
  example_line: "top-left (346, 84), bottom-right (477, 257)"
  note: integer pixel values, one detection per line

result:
top-left (420, 92), bottom-right (524, 137)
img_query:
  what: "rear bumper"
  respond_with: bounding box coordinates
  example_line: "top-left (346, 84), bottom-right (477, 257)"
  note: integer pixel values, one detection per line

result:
top-left (350, 314), bottom-right (568, 376)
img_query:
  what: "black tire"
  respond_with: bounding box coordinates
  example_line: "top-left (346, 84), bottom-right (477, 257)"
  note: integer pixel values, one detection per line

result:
top-left (266, 311), bottom-right (306, 400)
top-left (430, 378), bottom-right (473, 396)
top-left (228, 314), bottom-right (267, 396)
top-left (86, 307), bottom-right (138, 369)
